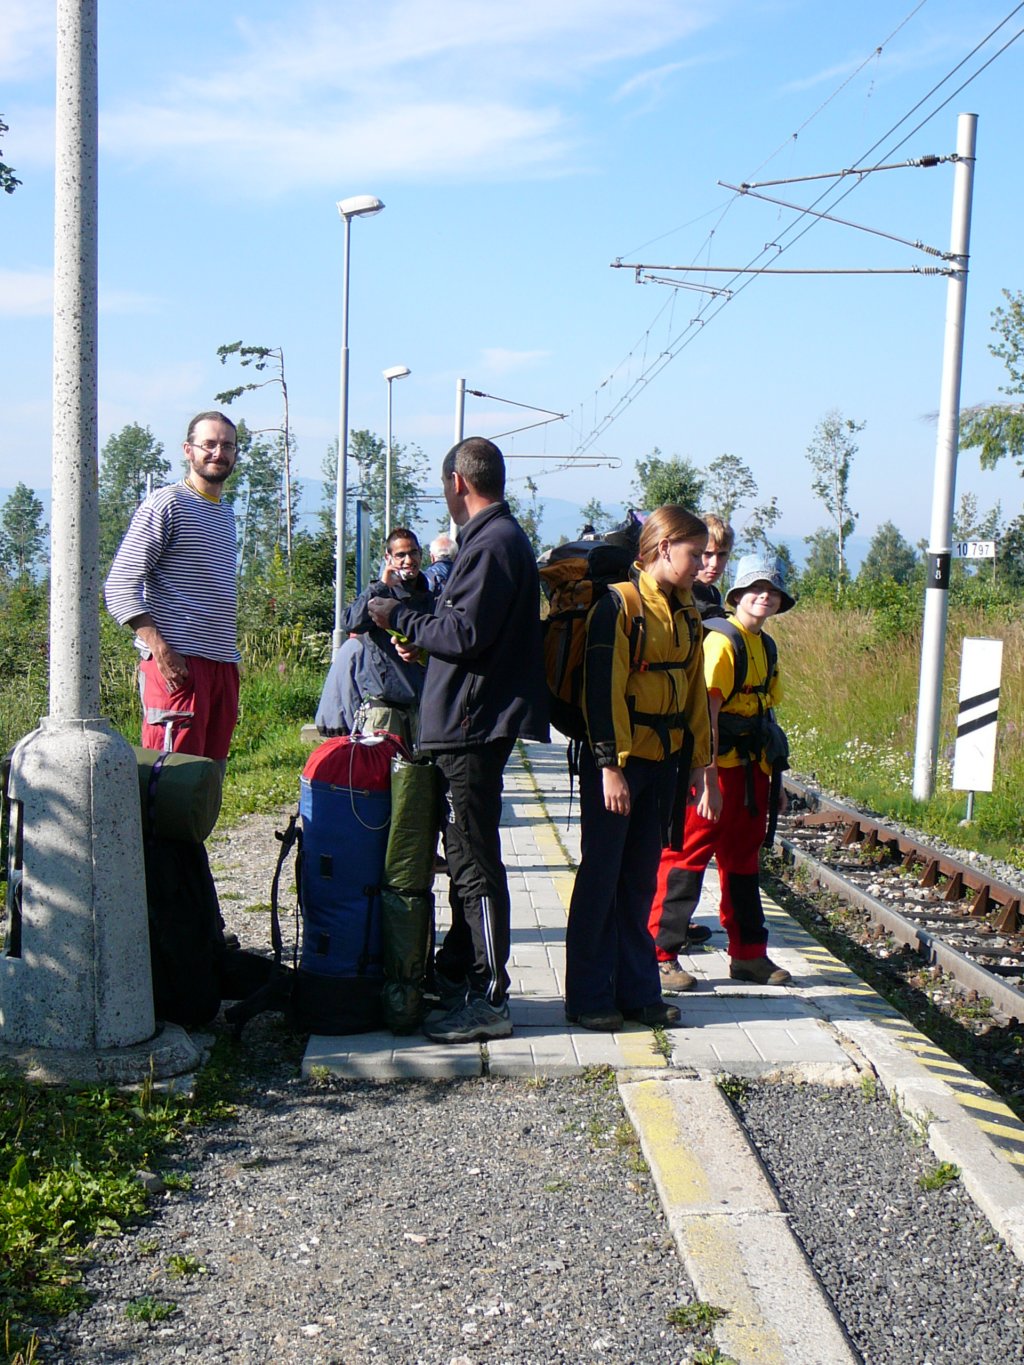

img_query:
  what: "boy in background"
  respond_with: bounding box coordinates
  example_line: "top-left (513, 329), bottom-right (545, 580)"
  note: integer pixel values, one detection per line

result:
top-left (649, 553), bottom-right (795, 990)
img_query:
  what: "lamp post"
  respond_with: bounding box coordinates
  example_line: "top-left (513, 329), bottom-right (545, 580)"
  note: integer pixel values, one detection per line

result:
top-left (334, 194), bottom-right (384, 659)
top-left (382, 364), bottom-right (411, 535)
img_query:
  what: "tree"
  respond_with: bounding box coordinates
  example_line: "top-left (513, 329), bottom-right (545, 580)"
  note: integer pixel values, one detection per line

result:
top-left (803, 527), bottom-right (840, 582)
top-left (859, 521), bottom-right (918, 586)
top-left (700, 454), bottom-right (757, 526)
top-left (743, 495), bottom-right (783, 554)
top-left (0, 483), bottom-right (47, 581)
top-left (578, 498), bottom-right (615, 535)
top-left (216, 341), bottom-right (294, 562)
top-left (805, 409), bottom-right (862, 583)
top-left (98, 423), bottom-right (170, 564)
top-left (229, 426), bottom-right (291, 579)
top-left (959, 288), bottom-right (1024, 470)
top-left (0, 116), bottom-right (20, 196)
top-left (318, 430), bottom-right (429, 567)
top-left (507, 477), bottom-right (545, 555)
top-left (632, 449), bottom-right (703, 511)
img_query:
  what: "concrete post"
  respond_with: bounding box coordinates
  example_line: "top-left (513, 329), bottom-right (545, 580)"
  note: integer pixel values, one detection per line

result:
top-left (0, 0), bottom-right (197, 1081)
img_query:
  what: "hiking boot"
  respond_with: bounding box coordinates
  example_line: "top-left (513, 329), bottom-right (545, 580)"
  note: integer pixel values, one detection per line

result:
top-left (685, 924), bottom-right (713, 947)
top-left (565, 1008), bottom-right (624, 1032)
top-left (431, 968), bottom-right (468, 1011)
top-left (658, 959), bottom-right (696, 993)
top-left (424, 996), bottom-right (512, 1044)
top-left (729, 956), bottom-right (792, 986)
top-left (622, 1001), bottom-right (682, 1027)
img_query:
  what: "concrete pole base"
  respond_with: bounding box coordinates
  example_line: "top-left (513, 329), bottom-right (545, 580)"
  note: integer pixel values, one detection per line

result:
top-left (1, 717), bottom-right (155, 1051)
top-left (0, 1020), bottom-right (201, 1085)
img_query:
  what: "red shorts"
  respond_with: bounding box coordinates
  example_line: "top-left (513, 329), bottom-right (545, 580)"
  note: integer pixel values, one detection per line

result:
top-left (138, 655), bottom-right (240, 761)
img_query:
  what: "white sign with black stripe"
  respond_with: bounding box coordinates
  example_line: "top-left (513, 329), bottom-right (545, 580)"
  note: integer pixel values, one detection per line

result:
top-left (951, 637), bottom-right (1003, 793)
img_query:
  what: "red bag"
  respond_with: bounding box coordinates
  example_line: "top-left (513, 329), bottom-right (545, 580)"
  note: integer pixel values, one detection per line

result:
top-left (302, 733), bottom-right (404, 793)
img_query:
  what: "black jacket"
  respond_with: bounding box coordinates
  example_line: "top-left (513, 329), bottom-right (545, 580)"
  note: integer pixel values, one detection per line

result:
top-left (344, 572), bottom-right (434, 705)
top-left (390, 502), bottom-right (549, 749)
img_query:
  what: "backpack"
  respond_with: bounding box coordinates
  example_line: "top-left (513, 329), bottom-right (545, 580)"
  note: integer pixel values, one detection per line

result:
top-left (228, 733), bottom-right (405, 1036)
top-left (539, 516), bottom-right (646, 740)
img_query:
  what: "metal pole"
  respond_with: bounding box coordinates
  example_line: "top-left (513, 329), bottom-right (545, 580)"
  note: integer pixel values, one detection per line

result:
top-left (450, 377), bottom-right (466, 540)
top-left (50, 0), bottom-right (99, 719)
top-left (333, 214), bottom-right (352, 659)
top-left (912, 113), bottom-right (977, 800)
top-left (385, 376), bottom-right (394, 536)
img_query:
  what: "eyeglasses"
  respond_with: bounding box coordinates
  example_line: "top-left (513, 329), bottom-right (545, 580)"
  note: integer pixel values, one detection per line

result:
top-left (189, 440), bottom-right (237, 456)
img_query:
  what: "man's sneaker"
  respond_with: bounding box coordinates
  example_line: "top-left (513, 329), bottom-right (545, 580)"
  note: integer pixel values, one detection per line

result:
top-left (685, 924), bottom-right (713, 947)
top-left (659, 959), bottom-right (696, 993)
top-left (729, 956), bottom-right (792, 986)
top-left (424, 996), bottom-right (512, 1044)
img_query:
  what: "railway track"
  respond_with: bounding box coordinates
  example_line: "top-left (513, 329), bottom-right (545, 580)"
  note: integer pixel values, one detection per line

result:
top-left (776, 776), bottom-right (1024, 1025)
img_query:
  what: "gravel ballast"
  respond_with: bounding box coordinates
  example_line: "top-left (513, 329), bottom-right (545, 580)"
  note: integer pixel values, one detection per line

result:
top-left (735, 1080), bottom-right (1024, 1365)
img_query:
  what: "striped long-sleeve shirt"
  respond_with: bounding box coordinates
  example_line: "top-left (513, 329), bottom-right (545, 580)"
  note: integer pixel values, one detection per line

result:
top-left (104, 482), bottom-right (239, 663)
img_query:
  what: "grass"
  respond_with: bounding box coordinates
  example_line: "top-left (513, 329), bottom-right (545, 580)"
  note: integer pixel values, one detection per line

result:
top-left (122, 1296), bottom-right (176, 1324)
top-left (667, 1301), bottom-right (729, 1331)
top-left (773, 602), bottom-right (1024, 866)
top-left (0, 1034), bottom-right (244, 1350)
top-left (917, 1160), bottom-right (961, 1191)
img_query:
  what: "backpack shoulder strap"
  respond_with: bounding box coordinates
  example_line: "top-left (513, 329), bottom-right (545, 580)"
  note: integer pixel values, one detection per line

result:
top-left (608, 580), bottom-right (647, 673)
top-left (703, 616), bottom-right (747, 705)
top-left (761, 628), bottom-right (778, 684)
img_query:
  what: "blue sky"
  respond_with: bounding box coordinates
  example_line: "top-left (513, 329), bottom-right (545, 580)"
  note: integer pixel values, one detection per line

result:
top-left (3, 0), bottom-right (1024, 549)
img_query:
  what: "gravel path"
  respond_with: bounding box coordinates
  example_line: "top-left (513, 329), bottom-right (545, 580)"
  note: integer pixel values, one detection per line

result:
top-left (41, 1066), bottom-right (708, 1364)
top-left (735, 1080), bottom-right (1024, 1365)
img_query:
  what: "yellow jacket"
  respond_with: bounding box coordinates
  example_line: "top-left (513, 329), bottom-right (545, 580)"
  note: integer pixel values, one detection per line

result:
top-left (582, 567), bottom-right (711, 769)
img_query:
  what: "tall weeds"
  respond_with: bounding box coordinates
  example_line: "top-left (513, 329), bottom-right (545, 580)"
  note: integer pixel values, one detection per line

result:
top-left (774, 604), bottom-right (1024, 863)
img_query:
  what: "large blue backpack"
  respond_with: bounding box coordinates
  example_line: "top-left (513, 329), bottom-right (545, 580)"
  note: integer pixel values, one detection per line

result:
top-left (291, 734), bottom-right (401, 1032)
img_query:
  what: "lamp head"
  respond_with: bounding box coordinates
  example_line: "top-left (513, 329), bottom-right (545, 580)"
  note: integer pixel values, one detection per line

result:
top-left (383, 365), bottom-right (411, 381)
top-left (337, 195), bottom-right (385, 220)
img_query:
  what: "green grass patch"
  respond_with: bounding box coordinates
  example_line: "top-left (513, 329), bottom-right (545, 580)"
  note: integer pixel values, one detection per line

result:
top-left (667, 1301), bottom-right (729, 1331)
top-left (917, 1160), bottom-right (961, 1191)
top-left (123, 1296), bottom-right (176, 1323)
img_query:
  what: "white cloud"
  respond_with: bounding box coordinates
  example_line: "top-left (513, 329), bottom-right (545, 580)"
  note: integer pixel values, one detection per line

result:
top-left (98, 0), bottom-right (720, 190)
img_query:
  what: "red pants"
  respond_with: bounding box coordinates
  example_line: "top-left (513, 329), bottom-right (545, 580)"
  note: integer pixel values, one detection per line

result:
top-left (139, 655), bottom-right (239, 761)
top-left (648, 763), bottom-right (770, 962)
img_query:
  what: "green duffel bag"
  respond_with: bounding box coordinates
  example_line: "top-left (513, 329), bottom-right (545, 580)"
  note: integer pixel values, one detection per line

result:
top-left (133, 747), bottom-right (223, 844)
top-left (381, 756), bottom-right (440, 1032)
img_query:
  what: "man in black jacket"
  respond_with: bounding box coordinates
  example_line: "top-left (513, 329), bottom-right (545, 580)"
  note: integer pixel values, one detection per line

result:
top-left (369, 437), bottom-right (548, 1043)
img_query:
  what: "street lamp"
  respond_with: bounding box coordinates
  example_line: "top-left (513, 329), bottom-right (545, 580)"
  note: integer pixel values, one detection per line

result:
top-left (382, 364), bottom-right (411, 534)
top-left (334, 194), bottom-right (385, 659)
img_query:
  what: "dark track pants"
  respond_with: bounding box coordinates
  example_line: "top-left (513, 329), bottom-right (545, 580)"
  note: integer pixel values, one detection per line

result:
top-left (432, 738), bottom-right (516, 1006)
top-left (648, 762), bottom-right (770, 962)
top-left (564, 746), bottom-right (675, 1017)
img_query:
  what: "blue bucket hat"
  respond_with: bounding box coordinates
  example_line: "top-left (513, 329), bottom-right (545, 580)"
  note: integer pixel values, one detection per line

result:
top-left (725, 553), bottom-right (796, 613)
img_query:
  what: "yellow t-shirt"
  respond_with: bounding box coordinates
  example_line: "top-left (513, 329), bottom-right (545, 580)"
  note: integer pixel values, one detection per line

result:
top-left (704, 621), bottom-right (782, 771)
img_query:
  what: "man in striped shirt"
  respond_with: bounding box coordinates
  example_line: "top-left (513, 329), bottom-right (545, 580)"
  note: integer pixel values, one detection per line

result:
top-left (104, 411), bottom-right (240, 764)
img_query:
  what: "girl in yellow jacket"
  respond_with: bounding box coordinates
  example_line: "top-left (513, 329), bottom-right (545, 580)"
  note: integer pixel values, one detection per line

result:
top-left (564, 505), bottom-right (711, 1031)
